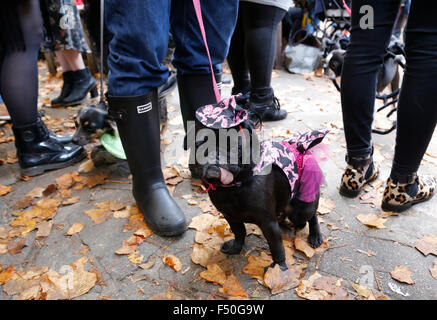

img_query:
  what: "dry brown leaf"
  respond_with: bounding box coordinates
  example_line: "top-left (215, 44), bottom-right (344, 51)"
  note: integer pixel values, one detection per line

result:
top-left (356, 213), bottom-right (387, 229)
top-left (218, 273), bottom-right (248, 298)
top-left (187, 199), bottom-right (198, 206)
top-left (190, 243), bottom-right (227, 268)
top-left (36, 198), bottom-right (61, 210)
top-left (242, 252), bottom-right (273, 281)
top-left (200, 264), bottom-right (227, 285)
top-left (26, 187), bottom-right (45, 199)
top-left (85, 173), bottom-right (108, 188)
top-left (317, 198), bottom-right (335, 215)
top-left (162, 254), bottom-right (182, 272)
top-left (11, 196), bottom-right (35, 210)
top-left (0, 266), bottom-right (15, 285)
top-left (198, 199), bottom-right (215, 213)
top-left (46, 263), bottom-right (97, 299)
top-left (62, 197), bottom-right (80, 206)
top-left (66, 223), bottom-right (84, 236)
top-left (123, 213), bottom-right (149, 232)
top-left (264, 264), bottom-right (303, 295)
top-left (0, 243), bottom-right (8, 255)
top-left (166, 176), bottom-right (183, 186)
top-left (35, 220), bottom-right (53, 239)
top-left (188, 214), bottom-right (217, 232)
top-left (42, 184), bottom-right (58, 197)
top-left (8, 239), bottom-right (26, 255)
top-left (415, 235), bottom-right (437, 256)
top-left (294, 237), bottom-right (315, 258)
top-left (128, 253), bottom-right (144, 265)
top-left (163, 167), bottom-right (179, 180)
top-left (139, 261), bottom-right (155, 270)
top-left (350, 282), bottom-right (373, 299)
top-left (0, 184), bottom-right (12, 196)
top-left (84, 208), bottom-right (112, 225)
top-left (78, 159), bottom-right (95, 173)
top-left (95, 200), bottom-right (126, 212)
top-left (296, 272), bottom-right (349, 300)
top-left (56, 172), bottom-right (74, 189)
top-left (391, 265), bottom-right (415, 284)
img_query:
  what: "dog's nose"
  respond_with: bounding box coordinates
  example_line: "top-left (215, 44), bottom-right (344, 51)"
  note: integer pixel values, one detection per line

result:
top-left (204, 166), bottom-right (221, 180)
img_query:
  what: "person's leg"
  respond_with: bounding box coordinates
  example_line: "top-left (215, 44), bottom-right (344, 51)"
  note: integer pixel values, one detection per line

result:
top-left (105, 0), bottom-right (186, 236)
top-left (0, 0), bottom-right (42, 125)
top-left (52, 49), bottom-right (88, 105)
top-left (0, 0), bottom-right (86, 175)
top-left (171, 0), bottom-right (238, 143)
top-left (241, 2), bottom-right (287, 121)
top-left (227, 4), bottom-right (251, 96)
top-left (382, 0), bottom-right (437, 212)
top-left (55, 49), bottom-right (86, 71)
top-left (339, 0), bottom-right (401, 197)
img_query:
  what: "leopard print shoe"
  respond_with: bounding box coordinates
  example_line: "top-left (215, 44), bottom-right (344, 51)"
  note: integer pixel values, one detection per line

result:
top-left (339, 158), bottom-right (379, 198)
top-left (382, 175), bottom-right (436, 213)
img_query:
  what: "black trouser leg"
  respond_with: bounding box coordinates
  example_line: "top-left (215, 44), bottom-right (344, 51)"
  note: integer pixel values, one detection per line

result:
top-left (391, 1), bottom-right (437, 181)
top-left (0, 0), bottom-right (42, 126)
top-left (341, 0), bottom-right (401, 158)
top-left (241, 2), bottom-right (286, 101)
top-left (227, 5), bottom-right (250, 95)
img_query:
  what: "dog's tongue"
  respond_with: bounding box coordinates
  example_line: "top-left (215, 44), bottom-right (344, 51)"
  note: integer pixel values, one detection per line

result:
top-left (220, 168), bottom-right (234, 185)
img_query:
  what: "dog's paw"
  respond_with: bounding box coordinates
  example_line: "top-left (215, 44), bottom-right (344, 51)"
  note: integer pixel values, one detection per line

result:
top-left (264, 261), bottom-right (288, 272)
top-left (307, 232), bottom-right (323, 248)
top-left (220, 239), bottom-right (243, 255)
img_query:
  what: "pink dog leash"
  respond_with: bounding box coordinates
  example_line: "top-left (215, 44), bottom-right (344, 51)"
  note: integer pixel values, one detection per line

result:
top-left (192, 0), bottom-right (222, 103)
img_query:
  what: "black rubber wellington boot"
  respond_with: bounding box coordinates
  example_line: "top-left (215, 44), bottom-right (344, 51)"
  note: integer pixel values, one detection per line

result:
top-left (107, 90), bottom-right (187, 236)
top-left (177, 73), bottom-right (221, 150)
top-left (51, 71), bottom-right (74, 106)
top-left (62, 68), bottom-right (97, 106)
top-left (12, 120), bottom-right (86, 176)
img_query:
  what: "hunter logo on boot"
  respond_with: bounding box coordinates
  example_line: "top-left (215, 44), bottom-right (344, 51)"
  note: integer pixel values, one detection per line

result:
top-left (137, 102), bottom-right (152, 114)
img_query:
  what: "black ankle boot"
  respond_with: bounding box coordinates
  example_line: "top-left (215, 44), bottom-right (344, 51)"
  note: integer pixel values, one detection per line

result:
top-left (51, 71), bottom-right (74, 106)
top-left (62, 68), bottom-right (97, 106)
top-left (13, 120), bottom-right (86, 176)
top-left (177, 73), bottom-right (222, 150)
top-left (249, 89), bottom-right (287, 121)
top-left (37, 111), bottom-right (72, 144)
top-left (231, 86), bottom-right (250, 107)
top-left (107, 91), bottom-right (187, 236)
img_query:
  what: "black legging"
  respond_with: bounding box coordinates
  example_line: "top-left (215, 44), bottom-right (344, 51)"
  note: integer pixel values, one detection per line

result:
top-left (0, 0), bottom-right (42, 126)
top-left (227, 2), bottom-right (286, 100)
top-left (341, 0), bottom-right (437, 180)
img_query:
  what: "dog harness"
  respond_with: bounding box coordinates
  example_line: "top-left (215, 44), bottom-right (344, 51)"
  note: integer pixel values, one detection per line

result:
top-left (253, 130), bottom-right (328, 202)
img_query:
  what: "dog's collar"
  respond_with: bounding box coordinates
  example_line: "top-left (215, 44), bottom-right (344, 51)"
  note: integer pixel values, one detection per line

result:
top-left (201, 180), bottom-right (243, 192)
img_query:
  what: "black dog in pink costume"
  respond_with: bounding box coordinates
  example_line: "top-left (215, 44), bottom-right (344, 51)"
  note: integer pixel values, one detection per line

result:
top-left (190, 95), bottom-right (328, 270)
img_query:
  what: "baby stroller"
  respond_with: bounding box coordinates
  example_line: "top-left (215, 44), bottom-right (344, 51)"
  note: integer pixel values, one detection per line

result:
top-left (321, 0), bottom-right (408, 135)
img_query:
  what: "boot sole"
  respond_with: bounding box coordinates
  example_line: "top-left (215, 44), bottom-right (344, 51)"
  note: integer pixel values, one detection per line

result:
top-left (381, 193), bottom-right (435, 213)
top-left (339, 170), bottom-right (379, 198)
top-left (21, 150), bottom-right (87, 177)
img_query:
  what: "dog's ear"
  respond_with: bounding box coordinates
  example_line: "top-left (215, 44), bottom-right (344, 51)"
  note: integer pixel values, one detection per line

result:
top-left (289, 129), bottom-right (329, 153)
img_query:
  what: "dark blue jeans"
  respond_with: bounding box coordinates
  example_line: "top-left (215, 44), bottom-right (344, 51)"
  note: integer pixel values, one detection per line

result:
top-left (341, 0), bottom-right (437, 178)
top-left (105, 0), bottom-right (238, 97)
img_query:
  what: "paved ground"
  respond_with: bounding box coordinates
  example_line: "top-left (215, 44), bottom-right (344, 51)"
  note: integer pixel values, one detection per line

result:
top-left (0, 65), bottom-right (436, 300)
